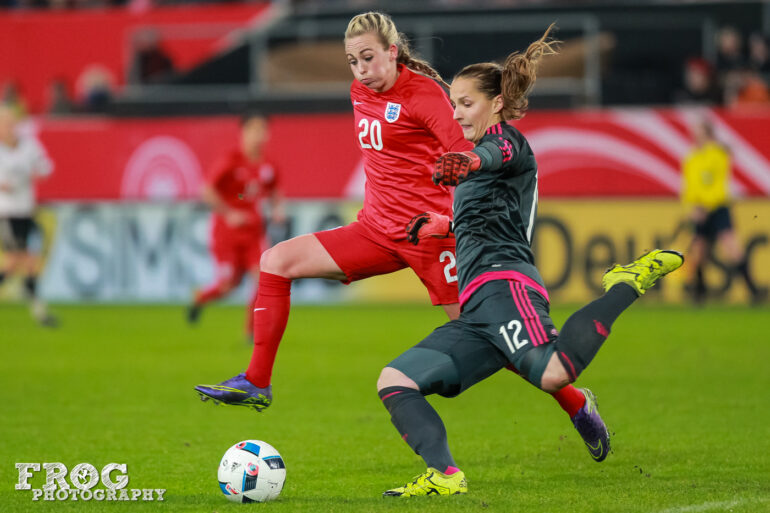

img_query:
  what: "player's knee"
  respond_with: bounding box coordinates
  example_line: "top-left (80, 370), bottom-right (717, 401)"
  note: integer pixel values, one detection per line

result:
top-left (259, 246), bottom-right (276, 273)
top-left (260, 242), bottom-right (299, 278)
top-left (540, 373), bottom-right (571, 393)
top-left (259, 246), bottom-right (285, 276)
top-left (377, 366), bottom-right (419, 392)
top-left (539, 355), bottom-right (572, 393)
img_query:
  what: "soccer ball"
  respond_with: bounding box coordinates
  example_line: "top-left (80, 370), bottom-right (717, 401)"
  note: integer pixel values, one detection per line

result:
top-left (217, 440), bottom-right (286, 503)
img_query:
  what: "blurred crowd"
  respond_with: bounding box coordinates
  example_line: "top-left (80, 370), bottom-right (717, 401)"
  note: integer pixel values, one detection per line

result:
top-left (0, 0), bottom-right (124, 8)
top-left (0, 0), bottom-right (246, 7)
top-left (1, 27), bottom-right (176, 116)
top-left (3, 66), bottom-right (119, 116)
top-left (2, 7), bottom-right (770, 115)
top-left (675, 26), bottom-right (770, 108)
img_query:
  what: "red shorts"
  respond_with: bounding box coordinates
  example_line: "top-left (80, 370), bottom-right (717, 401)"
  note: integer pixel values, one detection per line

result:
top-left (211, 232), bottom-right (264, 277)
top-left (314, 220), bottom-right (459, 305)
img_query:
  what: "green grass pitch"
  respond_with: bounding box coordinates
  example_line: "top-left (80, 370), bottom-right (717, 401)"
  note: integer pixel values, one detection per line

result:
top-left (1, 302), bottom-right (769, 512)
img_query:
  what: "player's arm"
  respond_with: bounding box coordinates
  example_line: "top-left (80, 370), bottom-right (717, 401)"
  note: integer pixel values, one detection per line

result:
top-left (31, 139), bottom-right (54, 180)
top-left (202, 185), bottom-right (233, 216)
top-left (413, 84), bottom-right (476, 188)
top-left (268, 188), bottom-right (286, 225)
top-left (405, 212), bottom-right (453, 245)
top-left (205, 156), bottom-right (250, 227)
top-left (202, 184), bottom-right (248, 227)
top-left (0, 167), bottom-right (12, 192)
top-left (202, 185), bottom-right (226, 213)
top-left (680, 155), bottom-right (703, 221)
top-left (433, 132), bottom-right (518, 186)
top-left (680, 155), bottom-right (694, 206)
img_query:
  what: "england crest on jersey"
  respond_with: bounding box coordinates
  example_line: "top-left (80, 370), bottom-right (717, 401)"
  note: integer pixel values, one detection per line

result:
top-left (384, 102), bottom-right (401, 123)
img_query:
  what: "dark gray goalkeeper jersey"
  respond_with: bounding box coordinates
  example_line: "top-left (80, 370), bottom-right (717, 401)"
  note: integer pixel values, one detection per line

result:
top-left (453, 121), bottom-right (546, 296)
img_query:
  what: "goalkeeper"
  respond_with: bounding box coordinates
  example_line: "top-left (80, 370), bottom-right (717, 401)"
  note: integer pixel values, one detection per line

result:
top-left (377, 24), bottom-right (684, 497)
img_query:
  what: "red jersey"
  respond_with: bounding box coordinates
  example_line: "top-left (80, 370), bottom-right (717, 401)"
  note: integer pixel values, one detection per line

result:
top-left (350, 64), bottom-right (472, 239)
top-left (208, 149), bottom-right (278, 238)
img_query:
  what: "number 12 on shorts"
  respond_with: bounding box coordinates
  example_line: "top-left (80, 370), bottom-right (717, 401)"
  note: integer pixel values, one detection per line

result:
top-left (499, 320), bottom-right (529, 354)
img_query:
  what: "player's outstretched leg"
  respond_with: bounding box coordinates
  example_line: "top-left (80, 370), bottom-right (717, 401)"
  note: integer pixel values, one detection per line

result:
top-left (570, 388), bottom-right (610, 462)
top-left (602, 249), bottom-right (684, 295)
top-left (544, 249), bottom-right (684, 386)
top-left (383, 468), bottom-right (467, 498)
top-left (195, 373), bottom-right (272, 412)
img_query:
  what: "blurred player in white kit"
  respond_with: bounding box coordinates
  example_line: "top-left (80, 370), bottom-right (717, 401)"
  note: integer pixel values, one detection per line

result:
top-left (0, 104), bottom-right (58, 327)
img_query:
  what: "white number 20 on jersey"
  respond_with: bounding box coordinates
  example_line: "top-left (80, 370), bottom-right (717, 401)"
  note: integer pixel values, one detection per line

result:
top-left (358, 118), bottom-right (383, 151)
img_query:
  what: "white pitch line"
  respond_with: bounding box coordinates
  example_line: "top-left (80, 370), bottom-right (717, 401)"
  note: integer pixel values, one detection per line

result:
top-left (658, 497), bottom-right (769, 513)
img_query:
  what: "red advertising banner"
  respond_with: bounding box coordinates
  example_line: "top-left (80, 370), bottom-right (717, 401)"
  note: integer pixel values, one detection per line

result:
top-left (0, 3), bottom-right (270, 113)
top-left (33, 114), bottom-right (361, 201)
top-left (28, 108), bottom-right (770, 202)
top-left (515, 108), bottom-right (770, 197)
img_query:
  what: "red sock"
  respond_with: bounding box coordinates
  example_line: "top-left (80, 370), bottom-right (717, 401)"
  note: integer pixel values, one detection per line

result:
top-left (195, 283), bottom-right (226, 305)
top-left (245, 272), bottom-right (292, 387)
top-left (551, 385), bottom-right (586, 418)
top-left (245, 281), bottom-right (260, 338)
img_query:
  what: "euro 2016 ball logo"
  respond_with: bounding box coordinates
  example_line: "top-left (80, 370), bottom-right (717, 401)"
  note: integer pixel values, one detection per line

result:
top-left (218, 440), bottom-right (286, 503)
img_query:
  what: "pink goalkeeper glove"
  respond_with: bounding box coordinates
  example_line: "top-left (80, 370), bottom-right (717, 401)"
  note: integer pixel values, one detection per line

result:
top-left (406, 212), bottom-right (453, 245)
top-left (433, 151), bottom-right (482, 186)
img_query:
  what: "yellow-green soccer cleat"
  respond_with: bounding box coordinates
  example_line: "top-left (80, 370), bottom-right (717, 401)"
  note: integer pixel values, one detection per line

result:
top-left (383, 468), bottom-right (467, 497)
top-left (602, 249), bottom-right (684, 296)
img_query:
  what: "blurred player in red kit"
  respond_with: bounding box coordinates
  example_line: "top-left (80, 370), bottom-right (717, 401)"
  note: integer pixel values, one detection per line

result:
top-left (195, 13), bottom-right (594, 448)
top-left (187, 112), bottom-right (285, 337)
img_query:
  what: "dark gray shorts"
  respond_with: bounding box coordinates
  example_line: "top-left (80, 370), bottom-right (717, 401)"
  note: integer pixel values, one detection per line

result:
top-left (0, 217), bottom-right (40, 252)
top-left (387, 279), bottom-right (558, 397)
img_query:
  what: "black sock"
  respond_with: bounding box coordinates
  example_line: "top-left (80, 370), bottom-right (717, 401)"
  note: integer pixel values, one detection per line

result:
top-left (24, 275), bottom-right (37, 298)
top-left (0, 272), bottom-right (6, 286)
top-left (734, 260), bottom-right (759, 296)
top-left (694, 266), bottom-right (707, 301)
top-left (554, 283), bottom-right (638, 380)
top-left (378, 386), bottom-right (455, 471)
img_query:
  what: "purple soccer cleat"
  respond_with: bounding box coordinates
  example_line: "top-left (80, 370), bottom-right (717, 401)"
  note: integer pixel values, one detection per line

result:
top-left (571, 388), bottom-right (611, 462)
top-left (195, 373), bottom-right (272, 412)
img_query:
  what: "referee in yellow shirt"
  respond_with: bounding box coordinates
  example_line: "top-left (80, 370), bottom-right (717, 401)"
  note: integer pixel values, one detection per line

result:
top-left (681, 118), bottom-right (761, 303)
